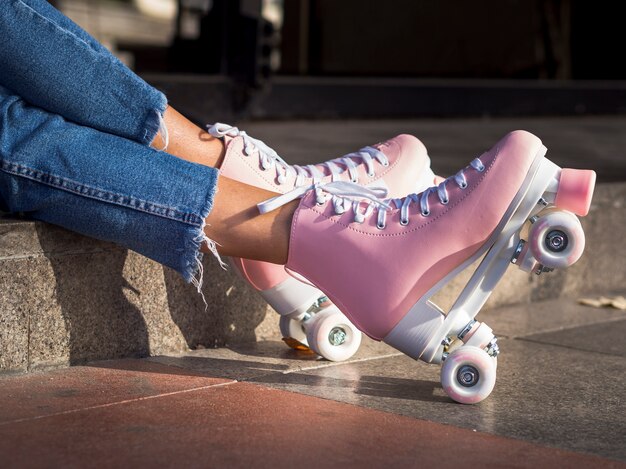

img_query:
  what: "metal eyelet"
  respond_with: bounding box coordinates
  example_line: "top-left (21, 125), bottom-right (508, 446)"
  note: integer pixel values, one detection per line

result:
top-left (441, 197), bottom-right (449, 205)
top-left (382, 161), bottom-right (390, 167)
top-left (460, 182), bottom-right (468, 189)
top-left (351, 178), bottom-right (358, 183)
top-left (368, 172), bottom-right (375, 178)
top-left (421, 210), bottom-right (430, 217)
top-left (477, 164), bottom-right (485, 172)
top-left (400, 218), bottom-right (409, 226)
top-left (377, 222), bottom-right (386, 230)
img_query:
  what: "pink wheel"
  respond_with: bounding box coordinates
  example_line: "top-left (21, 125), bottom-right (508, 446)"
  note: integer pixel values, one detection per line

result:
top-left (306, 307), bottom-right (361, 362)
top-left (441, 346), bottom-right (496, 404)
top-left (555, 169), bottom-right (596, 216)
top-left (529, 211), bottom-right (585, 269)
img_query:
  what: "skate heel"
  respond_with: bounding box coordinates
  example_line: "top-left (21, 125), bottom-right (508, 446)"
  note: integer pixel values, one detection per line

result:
top-left (259, 275), bottom-right (323, 317)
top-left (555, 168), bottom-right (596, 216)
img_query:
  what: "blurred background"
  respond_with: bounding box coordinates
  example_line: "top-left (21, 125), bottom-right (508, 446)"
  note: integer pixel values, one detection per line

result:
top-left (50, 0), bottom-right (625, 179)
top-left (53, 0), bottom-right (626, 120)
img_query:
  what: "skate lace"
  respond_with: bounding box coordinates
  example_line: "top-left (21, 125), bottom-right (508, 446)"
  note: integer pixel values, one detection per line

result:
top-left (258, 158), bottom-right (485, 229)
top-left (208, 123), bottom-right (390, 186)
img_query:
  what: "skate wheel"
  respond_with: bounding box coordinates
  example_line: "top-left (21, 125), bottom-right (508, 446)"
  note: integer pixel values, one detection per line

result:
top-left (279, 315), bottom-right (308, 347)
top-left (529, 211), bottom-right (585, 269)
top-left (555, 169), bottom-right (596, 216)
top-left (306, 307), bottom-right (362, 362)
top-left (441, 346), bottom-right (496, 404)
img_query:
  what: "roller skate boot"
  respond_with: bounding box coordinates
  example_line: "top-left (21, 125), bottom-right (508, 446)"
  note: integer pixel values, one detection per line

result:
top-left (259, 130), bottom-right (596, 403)
top-left (209, 123), bottom-right (436, 361)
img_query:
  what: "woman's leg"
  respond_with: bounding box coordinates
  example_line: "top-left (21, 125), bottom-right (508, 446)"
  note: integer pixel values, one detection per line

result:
top-left (151, 107), bottom-right (226, 167)
top-left (0, 0), bottom-right (166, 146)
top-left (0, 1), bottom-right (226, 166)
top-left (0, 86), bottom-right (293, 285)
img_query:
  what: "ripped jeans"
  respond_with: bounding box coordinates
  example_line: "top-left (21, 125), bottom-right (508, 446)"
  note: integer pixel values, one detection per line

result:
top-left (0, 0), bottom-right (219, 283)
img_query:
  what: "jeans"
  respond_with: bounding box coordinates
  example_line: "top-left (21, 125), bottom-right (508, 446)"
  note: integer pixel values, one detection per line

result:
top-left (0, 0), bottom-right (219, 283)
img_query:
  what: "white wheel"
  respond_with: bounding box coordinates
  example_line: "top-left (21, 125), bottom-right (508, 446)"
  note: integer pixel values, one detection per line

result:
top-left (279, 314), bottom-right (308, 347)
top-left (528, 211), bottom-right (585, 269)
top-left (305, 307), bottom-right (362, 362)
top-left (441, 346), bottom-right (496, 404)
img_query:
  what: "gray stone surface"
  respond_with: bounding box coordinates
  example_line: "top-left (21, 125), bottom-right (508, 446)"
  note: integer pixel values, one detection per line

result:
top-left (523, 318), bottom-right (626, 357)
top-left (148, 337), bottom-right (398, 381)
top-left (479, 297), bottom-right (626, 338)
top-left (0, 218), bottom-right (271, 373)
top-left (0, 263), bottom-right (29, 373)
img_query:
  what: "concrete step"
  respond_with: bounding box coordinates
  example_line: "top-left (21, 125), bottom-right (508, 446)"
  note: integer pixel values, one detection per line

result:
top-left (1, 182), bottom-right (624, 374)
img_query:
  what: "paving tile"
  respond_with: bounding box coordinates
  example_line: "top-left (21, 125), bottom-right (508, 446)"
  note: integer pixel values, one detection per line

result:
top-left (249, 338), bottom-right (626, 462)
top-left (0, 380), bottom-right (620, 469)
top-left (521, 318), bottom-right (626, 356)
top-left (147, 338), bottom-right (398, 381)
top-left (0, 359), bottom-right (230, 423)
top-left (479, 298), bottom-right (626, 339)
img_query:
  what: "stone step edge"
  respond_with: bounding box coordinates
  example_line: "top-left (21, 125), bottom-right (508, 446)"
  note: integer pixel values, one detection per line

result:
top-left (0, 182), bottom-right (624, 373)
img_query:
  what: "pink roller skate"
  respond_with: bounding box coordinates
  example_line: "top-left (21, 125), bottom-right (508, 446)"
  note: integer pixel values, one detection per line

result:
top-left (209, 123), bottom-right (436, 361)
top-left (259, 130), bottom-right (596, 403)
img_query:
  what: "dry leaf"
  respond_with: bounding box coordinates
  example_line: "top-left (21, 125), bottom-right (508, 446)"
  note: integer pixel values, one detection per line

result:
top-left (578, 295), bottom-right (626, 310)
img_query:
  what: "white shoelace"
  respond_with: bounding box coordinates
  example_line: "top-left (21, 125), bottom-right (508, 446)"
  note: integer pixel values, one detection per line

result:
top-left (208, 123), bottom-right (390, 186)
top-left (258, 158), bottom-right (486, 229)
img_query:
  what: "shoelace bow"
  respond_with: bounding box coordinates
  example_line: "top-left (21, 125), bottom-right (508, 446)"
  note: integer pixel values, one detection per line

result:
top-left (208, 123), bottom-right (390, 186)
top-left (258, 158), bottom-right (486, 229)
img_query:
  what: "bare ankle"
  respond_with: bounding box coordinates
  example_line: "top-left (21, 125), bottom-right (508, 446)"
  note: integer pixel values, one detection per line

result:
top-left (151, 106), bottom-right (225, 169)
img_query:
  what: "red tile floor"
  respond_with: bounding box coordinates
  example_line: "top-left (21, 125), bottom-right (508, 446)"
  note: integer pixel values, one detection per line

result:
top-left (0, 358), bottom-right (623, 469)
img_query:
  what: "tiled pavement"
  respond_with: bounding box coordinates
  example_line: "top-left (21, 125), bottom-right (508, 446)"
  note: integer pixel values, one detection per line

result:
top-left (1, 298), bottom-right (624, 468)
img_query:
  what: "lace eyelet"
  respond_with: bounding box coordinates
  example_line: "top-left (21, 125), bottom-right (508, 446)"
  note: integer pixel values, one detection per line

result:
top-left (351, 178), bottom-right (358, 184)
top-left (477, 164), bottom-right (485, 172)
top-left (368, 172), bottom-right (375, 178)
top-left (377, 222), bottom-right (386, 230)
top-left (441, 198), bottom-right (449, 205)
top-left (460, 182), bottom-right (468, 189)
top-left (382, 161), bottom-right (390, 167)
top-left (400, 218), bottom-right (409, 226)
top-left (421, 210), bottom-right (430, 217)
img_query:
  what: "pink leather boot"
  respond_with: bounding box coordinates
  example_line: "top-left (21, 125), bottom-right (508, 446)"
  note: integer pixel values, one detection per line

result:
top-left (259, 130), bottom-right (595, 403)
top-left (209, 123), bottom-right (436, 361)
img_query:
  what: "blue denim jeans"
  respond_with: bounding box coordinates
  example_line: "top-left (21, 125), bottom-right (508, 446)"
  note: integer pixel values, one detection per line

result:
top-left (0, 0), bottom-right (219, 283)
